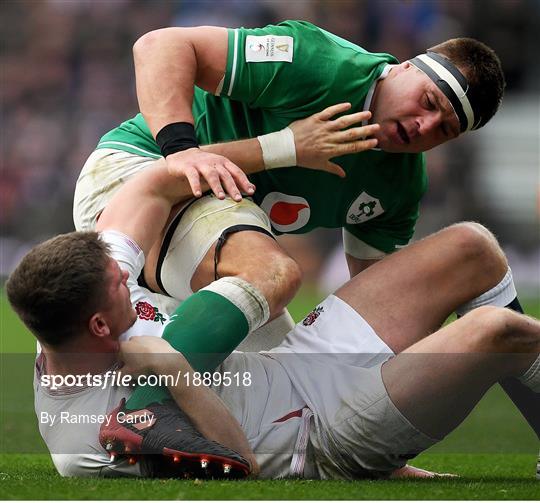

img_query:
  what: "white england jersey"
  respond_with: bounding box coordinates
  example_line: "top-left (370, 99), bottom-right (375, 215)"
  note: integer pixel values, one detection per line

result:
top-left (34, 354), bottom-right (140, 477)
top-left (35, 232), bottom-right (413, 480)
top-left (34, 231), bottom-right (171, 476)
top-left (101, 230), bottom-right (172, 338)
top-left (34, 232), bottom-right (309, 478)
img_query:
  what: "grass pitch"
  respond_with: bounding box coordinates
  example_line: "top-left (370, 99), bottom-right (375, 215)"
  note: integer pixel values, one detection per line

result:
top-left (1, 288), bottom-right (539, 500)
top-left (0, 454), bottom-right (540, 500)
top-left (0, 453), bottom-right (538, 500)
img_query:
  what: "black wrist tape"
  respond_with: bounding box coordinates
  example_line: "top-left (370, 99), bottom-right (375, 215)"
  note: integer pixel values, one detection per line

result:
top-left (156, 122), bottom-right (199, 157)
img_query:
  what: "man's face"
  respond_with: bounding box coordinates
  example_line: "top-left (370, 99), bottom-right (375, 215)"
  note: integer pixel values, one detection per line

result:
top-left (101, 258), bottom-right (137, 337)
top-left (370, 62), bottom-right (461, 153)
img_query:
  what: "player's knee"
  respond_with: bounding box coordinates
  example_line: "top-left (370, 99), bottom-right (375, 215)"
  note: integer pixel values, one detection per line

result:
top-left (255, 253), bottom-right (302, 314)
top-left (465, 306), bottom-right (517, 350)
top-left (447, 222), bottom-right (507, 274)
top-left (471, 304), bottom-right (509, 326)
top-left (286, 256), bottom-right (303, 295)
top-left (230, 249), bottom-right (302, 317)
top-left (447, 222), bottom-right (497, 255)
top-left (267, 254), bottom-right (303, 306)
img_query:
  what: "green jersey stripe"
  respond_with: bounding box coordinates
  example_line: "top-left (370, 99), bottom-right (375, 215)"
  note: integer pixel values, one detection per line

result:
top-left (97, 141), bottom-right (162, 159)
top-left (227, 29), bottom-right (239, 97)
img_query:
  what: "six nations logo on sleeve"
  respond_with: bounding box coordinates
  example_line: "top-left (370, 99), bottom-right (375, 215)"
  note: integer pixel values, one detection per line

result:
top-left (246, 35), bottom-right (294, 62)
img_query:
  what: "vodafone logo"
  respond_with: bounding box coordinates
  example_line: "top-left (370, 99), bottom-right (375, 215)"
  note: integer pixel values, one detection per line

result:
top-left (260, 192), bottom-right (310, 232)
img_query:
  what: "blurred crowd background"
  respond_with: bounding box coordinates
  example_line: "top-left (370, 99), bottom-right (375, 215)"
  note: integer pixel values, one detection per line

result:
top-left (1, 0), bottom-right (539, 295)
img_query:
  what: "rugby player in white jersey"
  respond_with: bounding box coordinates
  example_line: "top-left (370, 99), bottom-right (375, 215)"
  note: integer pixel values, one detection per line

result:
top-left (7, 159), bottom-right (540, 479)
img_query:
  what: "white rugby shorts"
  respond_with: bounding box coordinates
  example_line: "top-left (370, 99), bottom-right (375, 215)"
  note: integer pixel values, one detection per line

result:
top-left (74, 149), bottom-right (157, 231)
top-left (223, 295), bottom-right (439, 478)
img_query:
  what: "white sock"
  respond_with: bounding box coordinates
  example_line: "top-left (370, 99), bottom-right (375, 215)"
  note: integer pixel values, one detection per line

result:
top-left (456, 268), bottom-right (517, 317)
top-left (518, 354), bottom-right (540, 393)
top-left (237, 309), bottom-right (295, 352)
top-left (201, 276), bottom-right (270, 332)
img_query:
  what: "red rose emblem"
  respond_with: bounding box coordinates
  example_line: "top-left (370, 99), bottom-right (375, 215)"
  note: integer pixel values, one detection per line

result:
top-left (302, 306), bottom-right (323, 326)
top-left (135, 301), bottom-right (155, 321)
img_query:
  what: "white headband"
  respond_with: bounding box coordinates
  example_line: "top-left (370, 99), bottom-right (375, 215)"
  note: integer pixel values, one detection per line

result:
top-left (410, 52), bottom-right (479, 132)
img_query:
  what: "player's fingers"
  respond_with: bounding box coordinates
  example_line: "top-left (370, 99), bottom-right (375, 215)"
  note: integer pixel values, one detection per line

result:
top-left (316, 102), bottom-right (352, 121)
top-left (200, 164), bottom-right (226, 199)
top-left (333, 124), bottom-right (380, 143)
top-left (223, 160), bottom-right (256, 195)
top-left (336, 138), bottom-right (378, 155)
top-left (331, 110), bottom-right (372, 130)
top-left (217, 165), bottom-right (242, 202)
top-left (183, 166), bottom-right (203, 197)
top-left (323, 161), bottom-right (346, 178)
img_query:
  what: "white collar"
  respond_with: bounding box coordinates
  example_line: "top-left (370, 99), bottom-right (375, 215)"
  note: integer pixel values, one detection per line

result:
top-left (361, 64), bottom-right (392, 126)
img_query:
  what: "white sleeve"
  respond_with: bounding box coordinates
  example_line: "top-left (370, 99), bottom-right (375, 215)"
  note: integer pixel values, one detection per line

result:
top-left (100, 230), bottom-right (170, 340)
top-left (99, 230), bottom-right (145, 286)
top-left (342, 228), bottom-right (387, 260)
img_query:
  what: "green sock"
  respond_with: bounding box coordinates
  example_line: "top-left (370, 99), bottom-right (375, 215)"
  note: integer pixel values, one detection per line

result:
top-left (125, 290), bottom-right (250, 410)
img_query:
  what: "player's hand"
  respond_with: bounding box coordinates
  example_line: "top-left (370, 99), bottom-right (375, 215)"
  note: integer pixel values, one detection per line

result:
top-left (165, 148), bottom-right (256, 202)
top-left (118, 336), bottom-right (183, 378)
top-left (389, 464), bottom-right (458, 479)
top-left (289, 103), bottom-right (380, 178)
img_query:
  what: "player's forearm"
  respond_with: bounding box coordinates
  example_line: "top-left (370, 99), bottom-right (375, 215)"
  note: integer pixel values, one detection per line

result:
top-left (200, 139), bottom-right (265, 174)
top-left (96, 162), bottom-right (193, 254)
top-left (156, 356), bottom-right (259, 474)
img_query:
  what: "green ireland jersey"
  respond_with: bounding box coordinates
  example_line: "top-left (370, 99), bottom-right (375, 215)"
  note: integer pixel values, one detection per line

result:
top-left (97, 20), bottom-right (427, 256)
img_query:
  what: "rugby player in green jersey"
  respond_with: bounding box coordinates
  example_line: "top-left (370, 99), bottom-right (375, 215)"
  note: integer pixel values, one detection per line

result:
top-left (73, 21), bottom-right (538, 444)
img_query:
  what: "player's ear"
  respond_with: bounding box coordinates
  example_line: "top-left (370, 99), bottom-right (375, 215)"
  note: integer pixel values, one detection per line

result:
top-left (400, 61), bottom-right (414, 73)
top-left (89, 312), bottom-right (111, 338)
top-left (388, 61), bottom-right (410, 78)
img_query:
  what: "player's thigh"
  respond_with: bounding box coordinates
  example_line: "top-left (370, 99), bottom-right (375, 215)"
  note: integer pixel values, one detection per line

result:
top-left (73, 149), bottom-right (161, 230)
top-left (193, 227), bottom-right (300, 297)
top-left (335, 224), bottom-right (506, 353)
top-left (380, 310), bottom-right (513, 438)
top-left (146, 195), bottom-right (296, 302)
top-left (187, 203), bottom-right (302, 307)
